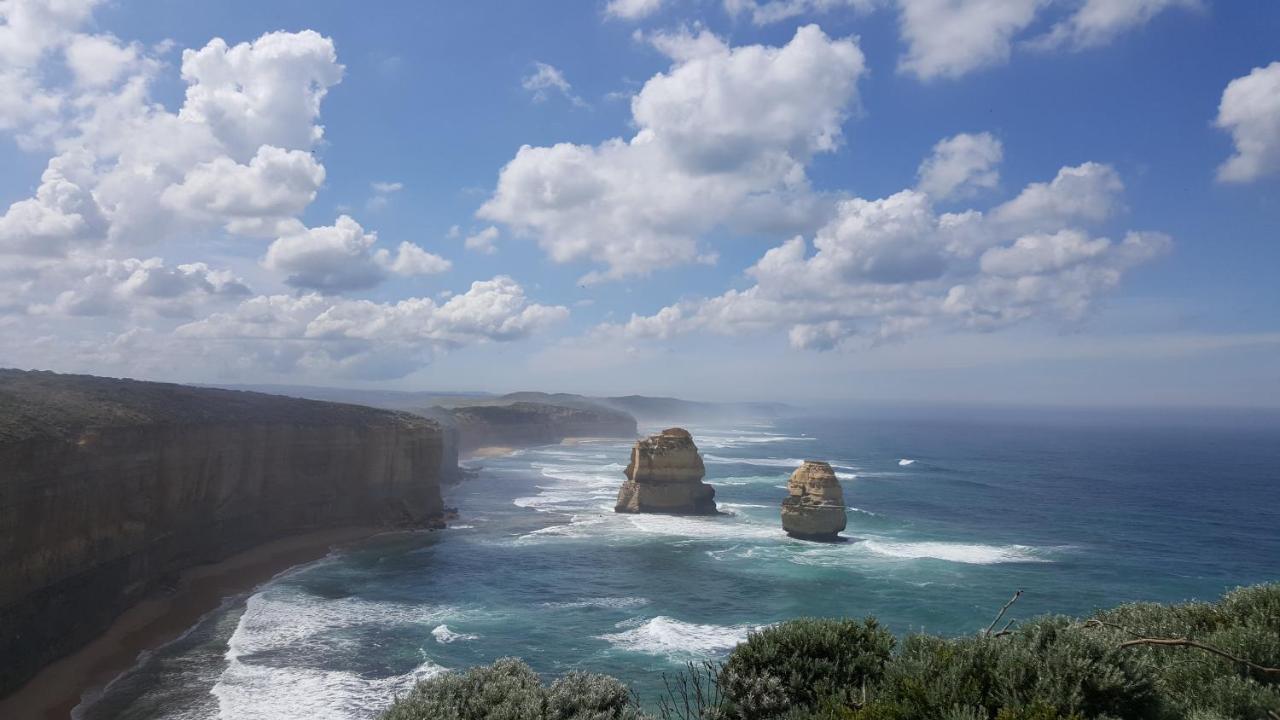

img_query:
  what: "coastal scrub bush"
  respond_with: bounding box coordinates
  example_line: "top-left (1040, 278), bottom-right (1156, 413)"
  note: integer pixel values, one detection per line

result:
top-left (717, 618), bottom-right (895, 719)
top-left (381, 658), bottom-right (648, 720)
top-left (382, 585), bottom-right (1280, 720)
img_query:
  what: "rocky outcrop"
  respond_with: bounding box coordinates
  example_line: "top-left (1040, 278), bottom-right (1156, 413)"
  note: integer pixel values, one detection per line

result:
top-left (0, 370), bottom-right (449, 696)
top-left (444, 401), bottom-right (637, 454)
top-left (781, 461), bottom-right (847, 541)
top-left (614, 428), bottom-right (717, 515)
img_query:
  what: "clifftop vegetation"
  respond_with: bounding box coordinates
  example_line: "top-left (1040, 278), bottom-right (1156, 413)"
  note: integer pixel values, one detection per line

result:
top-left (381, 583), bottom-right (1279, 720)
top-left (0, 369), bottom-right (432, 444)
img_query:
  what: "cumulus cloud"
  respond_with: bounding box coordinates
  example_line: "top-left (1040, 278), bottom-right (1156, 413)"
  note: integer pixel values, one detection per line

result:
top-left (262, 216), bottom-right (450, 293)
top-left (36, 257), bottom-right (251, 318)
top-left (160, 145), bottom-right (326, 236)
top-left (176, 276), bottom-right (569, 377)
top-left (916, 132), bottom-right (1003, 200)
top-left (480, 25), bottom-right (866, 282)
top-left (1215, 61), bottom-right (1280, 184)
top-left (897, 0), bottom-right (1041, 80)
top-left (1032, 0), bottom-right (1201, 51)
top-left (720, 0), bottom-right (1200, 80)
top-left (597, 159), bottom-right (1169, 350)
top-left (521, 62), bottom-right (586, 107)
top-left (605, 0), bottom-right (665, 20)
top-left (465, 226), bottom-right (500, 255)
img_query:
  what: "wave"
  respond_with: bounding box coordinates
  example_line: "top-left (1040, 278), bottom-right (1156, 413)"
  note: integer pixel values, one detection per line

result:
top-left (213, 591), bottom-right (454, 719)
top-left (861, 541), bottom-right (1047, 564)
top-left (898, 459), bottom-right (915, 466)
top-left (212, 656), bottom-right (443, 719)
top-left (542, 596), bottom-right (651, 610)
top-left (432, 624), bottom-right (478, 644)
top-left (597, 616), bottom-right (760, 659)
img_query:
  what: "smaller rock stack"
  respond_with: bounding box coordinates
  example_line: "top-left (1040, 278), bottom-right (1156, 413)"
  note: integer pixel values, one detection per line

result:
top-left (781, 460), bottom-right (847, 541)
top-left (614, 428), bottom-right (717, 515)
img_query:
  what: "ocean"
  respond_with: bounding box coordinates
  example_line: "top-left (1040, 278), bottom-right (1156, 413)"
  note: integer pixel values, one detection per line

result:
top-left (77, 408), bottom-right (1280, 719)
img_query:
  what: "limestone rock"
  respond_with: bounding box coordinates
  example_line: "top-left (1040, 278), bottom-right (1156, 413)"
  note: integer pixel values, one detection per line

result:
top-left (0, 369), bottom-right (449, 695)
top-left (614, 428), bottom-right (717, 515)
top-left (781, 460), bottom-right (847, 541)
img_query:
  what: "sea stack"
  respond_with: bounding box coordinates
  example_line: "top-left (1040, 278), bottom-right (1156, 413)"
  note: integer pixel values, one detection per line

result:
top-left (781, 461), bottom-right (847, 541)
top-left (614, 428), bottom-right (717, 515)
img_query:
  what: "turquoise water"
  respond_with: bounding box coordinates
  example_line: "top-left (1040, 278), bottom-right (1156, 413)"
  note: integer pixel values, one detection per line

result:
top-left (80, 410), bottom-right (1280, 719)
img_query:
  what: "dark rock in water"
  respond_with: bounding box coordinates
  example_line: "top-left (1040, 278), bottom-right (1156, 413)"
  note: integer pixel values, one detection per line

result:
top-left (0, 369), bottom-right (450, 696)
top-left (614, 428), bottom-right (717, 515)
top-left (781, 460), bottom-right (847, 541)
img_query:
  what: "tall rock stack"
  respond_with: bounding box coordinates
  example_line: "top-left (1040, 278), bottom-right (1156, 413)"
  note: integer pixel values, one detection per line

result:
top-left (614, 428), bottom-right (717, 515)
top-left (781, 460), bottom-right (847, 541)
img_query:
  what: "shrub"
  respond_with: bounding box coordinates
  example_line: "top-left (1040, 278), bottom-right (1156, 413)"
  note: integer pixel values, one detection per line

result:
top-left (717, 618), bottom-right (895, 720)
top-left (382, 658), bottom-right (647, 720)
top-left (383, 586), bottom-right (1280, 720)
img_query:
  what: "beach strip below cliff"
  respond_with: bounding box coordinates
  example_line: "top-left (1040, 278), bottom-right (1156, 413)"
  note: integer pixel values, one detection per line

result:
top-left (0, 527), bottom-right (384, 720)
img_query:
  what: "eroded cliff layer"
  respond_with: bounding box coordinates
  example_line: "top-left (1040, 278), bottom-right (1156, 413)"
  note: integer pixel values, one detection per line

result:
top-left (781, 460), bottom-right (847, 541)
top-left (0, 370), bottom-right (448, 696)
top-left (614, 428), bottom-right (717, 514)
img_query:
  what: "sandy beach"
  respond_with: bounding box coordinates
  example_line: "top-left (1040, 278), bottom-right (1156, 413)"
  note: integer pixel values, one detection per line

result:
top-left (0, 526), bottom-right (384, 720)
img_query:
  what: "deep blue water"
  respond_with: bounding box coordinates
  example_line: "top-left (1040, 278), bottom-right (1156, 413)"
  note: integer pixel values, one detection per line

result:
top-left (79, 410), bottom-right (1280, 719)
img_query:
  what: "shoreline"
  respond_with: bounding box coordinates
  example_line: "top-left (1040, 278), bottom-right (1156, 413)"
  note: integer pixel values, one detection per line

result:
top-left (0, 526), bottom-right (386, 720)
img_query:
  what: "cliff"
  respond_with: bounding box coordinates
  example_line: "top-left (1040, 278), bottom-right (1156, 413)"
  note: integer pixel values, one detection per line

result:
top-left (441, 401), bottom-right (637, 454)
top-left (614, 428), bottom-right (717, 514)
top-left (780, 460), bottom-right (847, 541)
top-left (0, 369), bottom-right (449, 696)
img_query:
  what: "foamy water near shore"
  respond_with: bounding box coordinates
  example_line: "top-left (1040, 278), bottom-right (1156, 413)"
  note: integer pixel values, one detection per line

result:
top-left (76, 414), bottom-right (1280, 719)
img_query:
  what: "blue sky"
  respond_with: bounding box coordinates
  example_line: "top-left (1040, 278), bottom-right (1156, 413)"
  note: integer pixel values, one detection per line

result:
top-left (0, 0), bottom-right (1277, 406)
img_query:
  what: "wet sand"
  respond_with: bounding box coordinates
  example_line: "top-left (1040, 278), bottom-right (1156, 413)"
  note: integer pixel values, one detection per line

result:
top-left (0, 526), bottom-right (383, 720)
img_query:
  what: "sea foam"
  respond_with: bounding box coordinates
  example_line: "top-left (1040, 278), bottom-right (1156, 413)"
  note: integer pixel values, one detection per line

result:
top-left (598, 616), bottom-right (760, 659)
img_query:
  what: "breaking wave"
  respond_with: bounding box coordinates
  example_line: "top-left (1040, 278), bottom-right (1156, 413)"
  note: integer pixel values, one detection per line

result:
top-left (598, 616), bottom-right (761, 659)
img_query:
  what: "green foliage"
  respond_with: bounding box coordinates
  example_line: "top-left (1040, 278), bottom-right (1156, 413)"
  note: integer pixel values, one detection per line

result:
top-left (381, 658), bottom-right (647, 720)
top-left (717, 618), bottom-right (895, 720)
top-left (382, 585), bottom-right (1280, 720)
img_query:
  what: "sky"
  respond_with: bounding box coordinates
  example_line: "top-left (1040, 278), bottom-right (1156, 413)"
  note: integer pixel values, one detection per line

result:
top-left (0, 0), bottom-right (1277, 407)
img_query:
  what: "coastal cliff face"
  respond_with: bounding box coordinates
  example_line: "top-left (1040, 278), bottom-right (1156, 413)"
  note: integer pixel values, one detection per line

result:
top-left (446, 401), bottom-right (637, 454)
top-left (781, 461), bottom-right (847, 541)
top-left (0, 370), bottom-right (448, 696)
top-left (614, 428), bottom-right (717, 514)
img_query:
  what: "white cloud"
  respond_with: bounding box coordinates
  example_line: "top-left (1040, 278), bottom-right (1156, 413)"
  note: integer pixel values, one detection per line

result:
top-left (916, 132), bottom-right (1003, 200)
top-left (597, 160), bottom-right (1169, 349)
top-left (480, 25), bottom-right (866, 281)
top-left (36, 256), bottom-right (250, 318)
top-left (723, 0), bottom-right (876, 26)
top-left (605, 0), bottom-right (665, 20)
top-left (388, 241), bottom-right (452, 276)
top-left (64, 33), bottom-right (145, 87)
top-left (178, 30), bottom-right (343, 159)
top-left (521, 62), bottom-right (586, 107)
top-left (160, 145), bottom-right (326, 236)
top-left (989, 161), bottom-right (1123, 233)
top-left (1215, 61), bottom-right (1280, 184)
top-left (897, 0), bottom-right (1041, 80)
top-left (1033, 0), bottom-right (1201, 50)
top-left (465, 225), bottom-right (500, 255)
top-left (262, 215), bottom-right (450, 293)
top-left (366, 180), bottom-right (404, 211)
top-left (175, 276), bottom-right (569, 378)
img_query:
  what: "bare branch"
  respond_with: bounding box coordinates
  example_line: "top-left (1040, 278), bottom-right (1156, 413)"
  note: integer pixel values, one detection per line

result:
top-left (1117, 638), bottom-right (1280, 678)
top-left (984, 590), bottom-right (1023, 637)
